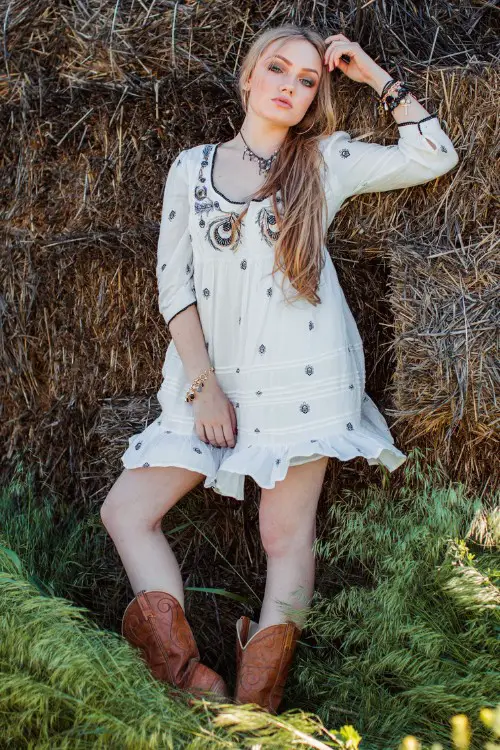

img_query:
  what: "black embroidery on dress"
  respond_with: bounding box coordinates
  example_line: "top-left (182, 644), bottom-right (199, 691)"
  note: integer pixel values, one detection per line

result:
top-left (267, 287), bottom-right (273, 297)
top-left (235, 402), bottom-right (239, 408)
top-left (240, 259), bottom-right (247, 270)
top-left (346, 422), bottom-right (353, 431)
top-left (158, 419), bottom-right (161, 425)
top-left (254, 428), bottom-right (260, 433)
top-left (275, 458), bottom-right (281, 465)
top-left (300, 402), bottom-right (310, 414)
top-left (203, 288), bottom-right (210, 298)
top-left (206, 213), bottom-right (243, 252)
top-left (193, 446), bottom-right (202, 454)
top-left (349, 384), bottom-right (354, 389)
top-left (236, 368), bottom-right (240, 373)
top-left (142, 462), bottom-right (150, 467)
top-left (161, 263), bottom-right (166, 271)
top-left (189, 233), bottom-right (192, 242)
top-left (256, 206), bottom-right (280, 247)
top-left (440, 145), bottom-right (448, 153)
top-left (256, 390), bottom-right (262, 396)
top-left (176, 158), bottom-right (181, 166)
top-left (168, 210), bottom-right (176, 220)
top-left (308, 321), bottom-right (314, 331)
top-left (305, 365), bottom-right (314, 376)
top-left (347, 346), bottom-right (351, 352)
top-left (259, 344), bottom-right (266, 354)
top-left (135, 442), bottom-right (142, 450)
top-left (339, 148), bottom-right (350, 158)
top-left (166, 430), bottom-right (172, 433)
top-left (238, 316), bottom-right (241, 324)
top-left (186, 263), bottom-right (190, 274)
top-left (310, 439), bottom-right (317, 442)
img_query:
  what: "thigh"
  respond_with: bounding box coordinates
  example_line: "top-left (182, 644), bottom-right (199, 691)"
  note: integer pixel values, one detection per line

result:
top-left (101, 465), bottom-right (206, 531)
top-left (259, 456), bottom-right (329, 552)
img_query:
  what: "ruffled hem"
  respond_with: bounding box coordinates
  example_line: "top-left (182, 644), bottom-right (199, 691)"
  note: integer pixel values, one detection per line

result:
top-left (120, 394), bottom-right (407, 502)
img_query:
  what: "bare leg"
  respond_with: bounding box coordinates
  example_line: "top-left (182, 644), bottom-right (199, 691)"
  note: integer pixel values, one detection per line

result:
top-left (258, 456), bottom-right (328, 631)
top-left (100, 465), bottom-right (205, 610)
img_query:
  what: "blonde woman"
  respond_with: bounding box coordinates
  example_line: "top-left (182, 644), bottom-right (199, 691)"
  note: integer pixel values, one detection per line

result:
top-left (101, 24), bottom-right (459, 713)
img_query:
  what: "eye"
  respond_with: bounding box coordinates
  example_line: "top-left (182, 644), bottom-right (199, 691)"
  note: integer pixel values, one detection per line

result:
top-left (267, 62), bottom-right (315, 87)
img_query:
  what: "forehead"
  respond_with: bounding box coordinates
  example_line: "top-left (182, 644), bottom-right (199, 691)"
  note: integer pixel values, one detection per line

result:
top-left (262, 37), bottom-right (322, 71)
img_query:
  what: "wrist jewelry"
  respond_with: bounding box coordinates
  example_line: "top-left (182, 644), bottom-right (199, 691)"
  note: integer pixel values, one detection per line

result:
top-left (375, 78), bottom-right (415, 116)
top-left (185, 366), bottom-right (215, 403)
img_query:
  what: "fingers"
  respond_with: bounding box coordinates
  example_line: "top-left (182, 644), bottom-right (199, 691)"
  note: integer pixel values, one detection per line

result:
top-left (323, 36), bottom-right (356, 72)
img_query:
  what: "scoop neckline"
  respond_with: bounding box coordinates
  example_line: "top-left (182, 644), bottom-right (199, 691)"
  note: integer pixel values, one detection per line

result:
top-left (209, 142), bottom-right (271, 205)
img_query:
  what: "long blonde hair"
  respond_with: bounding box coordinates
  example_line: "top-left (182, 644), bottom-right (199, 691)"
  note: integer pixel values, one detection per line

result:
top-left (230, 24), bottom-right (338, 306)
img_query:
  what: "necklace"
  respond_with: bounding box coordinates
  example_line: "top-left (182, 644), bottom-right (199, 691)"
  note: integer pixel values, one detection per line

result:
top-left (239, 131), bottom-right (280, 175)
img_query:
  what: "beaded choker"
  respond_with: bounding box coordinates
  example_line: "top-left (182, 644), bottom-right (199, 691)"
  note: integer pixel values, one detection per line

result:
top-left (239, 131), bottom-right (279, 175)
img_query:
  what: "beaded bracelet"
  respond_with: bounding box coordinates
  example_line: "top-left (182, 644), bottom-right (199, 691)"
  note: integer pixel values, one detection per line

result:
top-left (378, 79), bottom-right (414, 115)
top-left (185, 366), bottom-right (215, 403)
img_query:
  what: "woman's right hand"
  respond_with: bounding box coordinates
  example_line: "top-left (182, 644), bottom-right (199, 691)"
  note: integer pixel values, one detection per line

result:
top-left (192, 375), bottom-right (238, 448)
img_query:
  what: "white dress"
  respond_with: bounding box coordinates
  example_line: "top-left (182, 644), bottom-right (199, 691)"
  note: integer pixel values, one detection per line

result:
top-left (121, 116), bottom-right (459, 501)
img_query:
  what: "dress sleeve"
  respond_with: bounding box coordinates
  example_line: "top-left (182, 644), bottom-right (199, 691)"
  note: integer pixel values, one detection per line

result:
top-left (156, 148), bottom-right (197, 328)
top-left (321, 115), bottom-right (459, 201)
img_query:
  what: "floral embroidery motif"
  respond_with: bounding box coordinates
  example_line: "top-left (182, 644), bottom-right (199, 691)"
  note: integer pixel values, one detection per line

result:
top-left (192, 145), bottom-right (284, 251)
top-left (203, 288), bottom-right (210, 298)
top-left (308, 321), bottom-right (314, 331)
top-left (193, 446), bottom-right (202, 454)
top-left (275, 458), bottom-right (281, 465)
top-left (259, 344), bottom-right (266, 354)
top-left (236, 368), bottom-right (240, 373)
top-left (339, 148), bottom-right (350, 158)
top-left (185, 263), bottom-right (190, 274)
top-left (440, 145), bottom-right (448, 153)
top-left (305, 365), bottom-right (314, 376)
top-left (240, 259), bottom-right (247, 270)
top-left (300, 402), bottom-right (310, 414)
top-left (266, 287), bottom-right (273, 297)
top-left (310, 439), bottom-right (317, 442)
top-left (346, 422), bottom-right (353, 431)
top-left (238, 316), bottom-right (241, 324)
top-left (256, 390), bottom-right (262, 396)
top-left (254, 428), bottom-right (260, 433)
top-left (142, 462), bottom-right (150, 467)
top-left (135, 442), bottom-right (142, 450)
top-left (168, 210), bottom-right (176, 220)
top-left (256, 206), bottom-right (280, 247)
top-left (349, 384), bottom-right (354, 389)
top-left (161, 263), bottom-right (166, 271)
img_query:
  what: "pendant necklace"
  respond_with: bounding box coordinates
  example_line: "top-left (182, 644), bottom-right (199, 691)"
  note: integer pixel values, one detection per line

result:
top-left (239, 131), bottom-right (280, 175)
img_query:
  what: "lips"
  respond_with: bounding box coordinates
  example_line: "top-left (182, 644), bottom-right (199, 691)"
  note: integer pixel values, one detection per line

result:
top-left (273, 97), bottom-right (292, 108)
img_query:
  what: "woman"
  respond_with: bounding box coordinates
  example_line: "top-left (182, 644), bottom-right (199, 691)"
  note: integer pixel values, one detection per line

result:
top-left (100, 24), bottom-right (459, 713)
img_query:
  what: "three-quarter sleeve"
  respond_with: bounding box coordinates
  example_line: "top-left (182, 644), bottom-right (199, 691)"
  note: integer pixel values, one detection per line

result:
top-left (321, 115), bottom-right (459, 201)
top-left (156, 148), bottom-right (197, 328)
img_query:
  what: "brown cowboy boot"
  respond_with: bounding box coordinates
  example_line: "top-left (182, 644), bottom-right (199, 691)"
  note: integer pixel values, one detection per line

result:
top-left (234, 615), bottom-right (302, 714)
top-left (121, 589), bottom-right (229, 700)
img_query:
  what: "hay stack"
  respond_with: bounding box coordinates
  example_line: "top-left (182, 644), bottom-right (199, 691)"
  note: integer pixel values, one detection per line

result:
top-left (1, 2), bottom-right (498, 639)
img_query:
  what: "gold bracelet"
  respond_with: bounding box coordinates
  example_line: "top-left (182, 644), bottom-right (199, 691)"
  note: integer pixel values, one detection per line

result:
top-left (185, 366), bottom-right (215, 403)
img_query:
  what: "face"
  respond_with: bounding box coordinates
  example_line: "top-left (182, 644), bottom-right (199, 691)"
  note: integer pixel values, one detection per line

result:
top-left (245, 37), bottom-right (323, 126)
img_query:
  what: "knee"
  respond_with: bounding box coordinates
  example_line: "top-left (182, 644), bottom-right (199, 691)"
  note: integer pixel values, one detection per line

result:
top-left (100, 483), bottom-right (160, 535)
top-left (259, 516), bottom-right (316, 558)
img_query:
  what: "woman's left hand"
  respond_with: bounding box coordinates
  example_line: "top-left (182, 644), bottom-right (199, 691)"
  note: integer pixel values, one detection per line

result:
top-left (323, 34), bottom-right (384, 86)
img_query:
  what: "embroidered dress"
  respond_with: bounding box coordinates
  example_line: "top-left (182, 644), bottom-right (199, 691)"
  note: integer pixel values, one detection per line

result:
top-left (121, 116), bottom-right (459, 501)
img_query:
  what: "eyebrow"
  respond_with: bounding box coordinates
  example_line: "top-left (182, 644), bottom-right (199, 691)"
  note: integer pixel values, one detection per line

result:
top-left (265, 54), bottom-right (320, 76)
